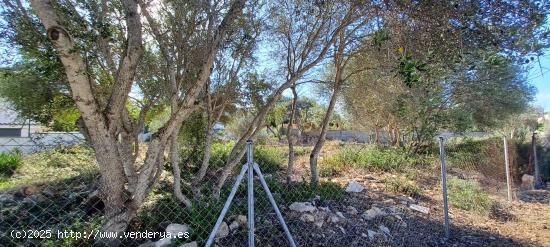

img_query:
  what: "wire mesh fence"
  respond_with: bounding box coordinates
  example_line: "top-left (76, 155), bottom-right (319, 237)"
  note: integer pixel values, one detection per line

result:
top-left (0, 132), bottom-right (86, 154)
top-left (442, 136), bottom-right (518, 201)
top-left (0, 141), bottom-right (353, 247)
top-left (0, 136), bottom-right (544, 246)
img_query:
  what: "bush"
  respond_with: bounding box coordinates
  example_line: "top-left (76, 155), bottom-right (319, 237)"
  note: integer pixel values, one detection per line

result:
top-left (254, 146), bottom-right (286, 173)
top-left (294, 146), bottom-right (312, 156)
top-left (384, 176), bottom-right (422, 197)
top-left (447, 177), bottom-right (495, 214)
top-left (321, 145), bottom-right (419, 175)
top-left (179, 142), bottom-right (287, 175)
top-left (0, 152), bottom-right (22, 177)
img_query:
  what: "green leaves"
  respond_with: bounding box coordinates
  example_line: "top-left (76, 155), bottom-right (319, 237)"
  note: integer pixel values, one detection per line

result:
top-left (397, 55), bottom-right (428, 88)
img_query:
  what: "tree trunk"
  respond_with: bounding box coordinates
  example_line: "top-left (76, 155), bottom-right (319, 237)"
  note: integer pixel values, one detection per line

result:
top-left (171, 133), bottom-right (192, 207)
top-left (309, 83), bottom-right (341, 187)
top-left (192, 99), bottom-right (225, 198)
top-left (286, 86), bottom-right (298, 184)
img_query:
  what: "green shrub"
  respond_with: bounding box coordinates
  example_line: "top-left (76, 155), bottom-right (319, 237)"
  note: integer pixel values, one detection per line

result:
top-left (321, 145), bottom-right (419, 174)
top-left (0, 152), bottom-right (22, 176)
top-left (294, 146), bottom-right (312, 156)
top-left (179, 142), bottom-right (287, 174)
top-left (254, 145), bottom-right (286, 173)
top-left (447, 177), bottom-right (495, 214)
top-left (320, 157), bottom-right (347, 177)
top-left (384, 176), bottom-right (422, 197)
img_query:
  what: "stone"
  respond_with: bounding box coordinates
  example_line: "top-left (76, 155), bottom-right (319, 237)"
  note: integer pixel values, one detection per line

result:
top-left (23, 185), bottom-right (40, 196)
top-left (409, 204), bottom-right (430, 214)
top-left (338, 226), bottom-right (346, 234)
top-left (0, 194), bottom-right (15, 204)
top-left (154, 238), bottom-right (172, 247)
top-left (398, 196), bottom-right (415, 205)
top-left (138, 240), bottom-right (154, 247)
top-left (23, 194), bottom-right (46, 205)
top-left (328, 215), bottom-right (340, 223)
top-left (361, 233), bottom-right (368, 238)
top-left (345, 181), bottom-right (365, 193)
top-left (229, 221), bottom-right (240, 231)
top-left (236, 215), bottom-right (247, 226)
top-left (314, 220), bottom-right (324, 228)
top-left (166, 224), bottom-right (189, 237)
top-left (216, 222), bottom-right (229, 239)
top-left (362, 207), bottom-right (386, 220)
top-left (319, 206), bottom-right (331, 212)
top-left (378, 225), bottom-right (390, 235)
top-left (42, 187), bottom-right (55, 197)
top-left (346, 206), bottom-right (358, 215)
top-left (336, 211), bottom-right (345, 218)
top-left (179, 241), bottom-right (198, 247)
top-left (289, 202), bottom-right (316, 212)
top-left (300, 213), bottom-right (315, 222)
top-left (367, 230), bottom-right (378, 240)
top-left (383, 199), bottom-right (394, 203)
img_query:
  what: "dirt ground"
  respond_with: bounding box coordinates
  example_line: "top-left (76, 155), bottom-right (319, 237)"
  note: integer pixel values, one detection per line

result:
top-left (255, 146), bottom-right (550, 247)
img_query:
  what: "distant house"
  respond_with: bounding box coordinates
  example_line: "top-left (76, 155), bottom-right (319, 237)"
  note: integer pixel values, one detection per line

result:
top-left (0, 100), bottom-right (46, 137)
top-left (0, 100), bottom-right (84, 154)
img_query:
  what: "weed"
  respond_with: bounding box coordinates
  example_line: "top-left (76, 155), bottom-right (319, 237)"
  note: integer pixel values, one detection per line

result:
top-left (0, 152), bottom-right (22, 177)
top-left (384, 176), bottom-right (422, 197)
top-left (447, 177), bottom-right (495, 214)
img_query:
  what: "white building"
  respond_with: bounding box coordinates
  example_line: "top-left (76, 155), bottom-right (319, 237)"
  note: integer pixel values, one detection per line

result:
top-left (0, 100), bottom-right (48, 137)
top-left (0, 99), bottom-right (83, 153)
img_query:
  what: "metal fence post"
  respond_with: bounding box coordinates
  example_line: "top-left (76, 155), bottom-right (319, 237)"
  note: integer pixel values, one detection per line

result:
top-left (247, 140), bottom-right (255, 247)
top-left (438, 136), bottom-right (450, 240)
top-left (503, 137), bottom-right (512, 201)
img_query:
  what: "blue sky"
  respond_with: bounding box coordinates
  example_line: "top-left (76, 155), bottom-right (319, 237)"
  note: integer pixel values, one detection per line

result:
top-left (529, 54), bottom-right (550, 111)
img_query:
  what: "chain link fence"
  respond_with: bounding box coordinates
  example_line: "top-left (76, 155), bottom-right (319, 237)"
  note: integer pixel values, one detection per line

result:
top-left (0, 136), bottom-right (545, 246)
top-left (0, 132), bottom-right (86, 154)
top-left (441, 136), bottom-right (518, 201)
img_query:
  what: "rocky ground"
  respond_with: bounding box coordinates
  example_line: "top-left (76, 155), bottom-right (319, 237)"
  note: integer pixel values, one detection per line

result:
top-left (172, 168), bottom-right (549, 247)
top-left (1, 143), bottom-right (549, 247)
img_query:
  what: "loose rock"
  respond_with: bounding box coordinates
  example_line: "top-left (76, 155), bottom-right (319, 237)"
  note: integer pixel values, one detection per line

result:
top-left (236, 215), bottom-right (247, 226)
top-left (409, 204), bottom-right (430, 214)
top-left (300, 213), bottom-right (315, 223)
top-left (289, 202), bottom-right (316, 212)
top-left (345, 181), bottom-right (365, 193)
top-left (216, 222), bottom-right (229, 239)
top-left (346, 206), bottom-right (358, 215)
top-left (379, 225), bottom-right (390, 235)
top-left (367, 230), bottom-right (378, 240)
top-left (166, 223), bottom-right (189, 237)
top-left (179, 241), bottom-right (198, 247)
top-left (229, 221), bottom-right (240, 231)
top-left (0, 194), bottom-right (15, 204)
top-left (42, 187), bottom-right (55, 197)
top-left (362, 206), bottom-right (386, 220)
top-left (154, 238), bottom-right (172, 247)
top-left (328, 214), bottom-right (340, 223)
top-left (22, 185), bottom-right (40, 196)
